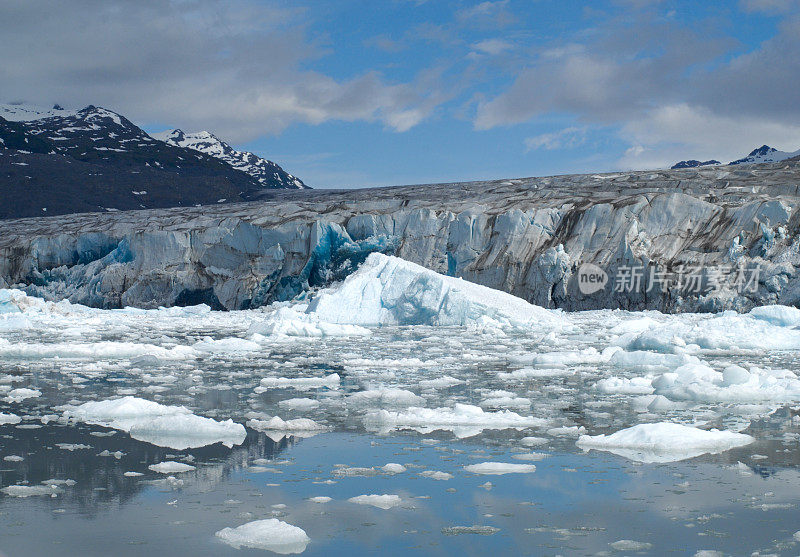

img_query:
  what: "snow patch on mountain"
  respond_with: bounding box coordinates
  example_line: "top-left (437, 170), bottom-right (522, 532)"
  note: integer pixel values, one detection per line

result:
top-left (729, 145), bottom-right (800, 165)
top-left (155, 129), bottom-right (307, 189)
top-left (0, 102), bottom-right (77, 122)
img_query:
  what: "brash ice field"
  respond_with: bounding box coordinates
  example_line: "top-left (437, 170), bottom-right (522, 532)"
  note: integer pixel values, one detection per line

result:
top-left (1, 254), bottom-right (800, 555)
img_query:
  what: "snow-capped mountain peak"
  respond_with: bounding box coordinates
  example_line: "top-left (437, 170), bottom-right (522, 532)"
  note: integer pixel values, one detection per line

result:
top-left (0, 102), bottom-right (77, 122)
top-left (729, 145), bottom-right (800, 165)
top-left (154, 129), bottom-right (307, 189)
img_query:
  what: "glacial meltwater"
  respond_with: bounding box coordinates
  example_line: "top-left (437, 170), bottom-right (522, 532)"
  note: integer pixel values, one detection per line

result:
top-left (2, 256), bottom-right (800, 555)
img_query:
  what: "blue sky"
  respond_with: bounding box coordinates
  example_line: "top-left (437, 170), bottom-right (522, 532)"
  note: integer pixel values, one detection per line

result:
top-left (2, 0), bottom-right (799, 188)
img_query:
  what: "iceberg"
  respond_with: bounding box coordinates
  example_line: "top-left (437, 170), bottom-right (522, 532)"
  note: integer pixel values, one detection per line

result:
top-left (62, 397), bottom-right (246, 450)
top-left (576, 422), bottom-right (754, 463)
top-left (306, 253), bottom-right (562, 328)
top-left (215, 519), bottom-right (310, 554)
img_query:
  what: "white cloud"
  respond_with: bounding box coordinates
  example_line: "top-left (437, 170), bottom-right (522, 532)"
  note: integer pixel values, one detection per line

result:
top-left (472, 38), bottom-right (513, 55)
top-left (525, 127), bottom-right (587, 151)
top-left (0, 0), bottom-right (441, 142)
top-left (617, 103), bottom-right (800, 169)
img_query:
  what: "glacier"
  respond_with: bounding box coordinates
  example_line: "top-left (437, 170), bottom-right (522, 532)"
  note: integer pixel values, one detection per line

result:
top-left (0, 160), bottom-right (798, 313)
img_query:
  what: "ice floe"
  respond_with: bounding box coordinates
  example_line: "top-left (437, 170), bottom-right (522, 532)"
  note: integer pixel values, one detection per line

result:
top-left (364, 403), bottom-right (548, 438)
top-left (61, 397), bottom-right (246, 450)
top-left (215, 519), bottom-right (310, 553)
top-left (577, 422), bottom-right (754, 463)
top-left (463, 462), bottom-right (537, 475)
top-left (256, 374), bottom-right (340, 392)
top-left (347, 494), bottom-right (403, 509)
top-left (149, 461), bottom-right (196, 473)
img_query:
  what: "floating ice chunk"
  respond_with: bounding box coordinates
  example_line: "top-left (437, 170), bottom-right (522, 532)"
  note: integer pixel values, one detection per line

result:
top-left (420, 470), bottom-right (453, 480)
top-left (479, 395), bottom-right (531, 409)
top-left (250, 307), bottom-right (371, 338)
top-left (748, 305), bottom-right (800, 328)
top-left (577, 422), bottom-right (754, 463)
top-left (693, 551), bottom-right (723, 557)
top-left (0, 412), bottom-right (21, 425)
top-left (646, 395), bottom-right (678, 412)
top-left (1, 485), bottom-right (63, 497)
top-left (62, 397), bottom-right (246, 449)
top-left (419, 376), bottom-right (464, 389)
top-left (651, 363), bottom-right (800, 404)
top-left (55, 443), bottom-right (92, 451)
top-left (123, 471), bottom-right (144, 477)
top-left (215, 519), bottom-right (310, 553)
top-left (129, 414), bottom-right (247, 450)
top-left (464, 462), bottom-right (536, 475)
top-left (278, 398), bottom-right (320, 411)
top-left (364, 403), bottom-right (547, 438)
top-left (595, 376), bottom-right (655, 395)
top-left (4, 455), bottom-right (24, 462)
top-left (149, 461), bottom-right (196, 474)
top-left (348, 494), bottom-right (402, 509)
top-left (381, 463), bottom-right (407, 474)
top-left (256, 374), bottom-right (340, 392)
top-left (497, 367), bottom-right (573, 380)
top-left (306, 253), bottom-right (562, 328)
top-left (0, 341), bottom-right (194, 361)
top-left (4, 387), bottom-right (41, 403)
top-left (247, 416), bottom-right (327, 434)
top-left (520, 436), bottom-right (548, 447)
top-left (610, 539), bottom-right (652, 551)
top-left (546, 425), bottom-right (586, 437)
top-left (308, 496), bottom-right (331, 503)
top-left (511, 452), bottom-right (548, 461)
top-left (348, 388), bottom-right (423, 406)
top-left (442, 525), bottom-right (500, 536)
top-left (192, 337), bottom-right (260, 353)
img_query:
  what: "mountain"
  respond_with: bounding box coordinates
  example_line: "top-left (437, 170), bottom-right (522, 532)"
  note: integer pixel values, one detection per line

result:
top-left (728, 145), bottom-right (800, 165)
top-left (155, 129), bottom-right (307, 190)
top-left (671, 145), bottom-right (800, 170)
top-left (0, 103), bottom-right (308, 219)
top-left (670, 159), bottom-right (720, 170)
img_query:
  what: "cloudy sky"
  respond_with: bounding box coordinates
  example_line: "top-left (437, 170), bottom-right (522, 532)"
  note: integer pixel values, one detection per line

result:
top-left (2, 0), bottom-right (799, 188)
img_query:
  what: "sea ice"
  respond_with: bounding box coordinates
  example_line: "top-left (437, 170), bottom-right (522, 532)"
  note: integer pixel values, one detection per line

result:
top-left (464, 462), bottom-right (537, 475)
top-left (364, 403), bottom-right (548, 438)
top-left (148, 461), bottom-right (196, 473)
top-left (0, 412), bottom-right (21, 425)
top-left (62, 397), bottom-right (246, 449)
top-left (215, 519), bottom-right (310, 553)
top-left (4, 387), bottom-right (41, 403)
top-left (306, 253), bottom-right (562, 328)
top-left (250, 306), bottom-right (371, 337)
top-left (256, 374), bottom-right (340, 392)
top-left (347, 494), bottom-right (403, 509)
top-left (577, 422), bottom-right (754, 463)
top-left (1, 485), bottom-right (63, 497)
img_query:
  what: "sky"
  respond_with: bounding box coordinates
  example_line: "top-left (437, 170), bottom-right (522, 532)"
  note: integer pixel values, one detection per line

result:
top-left (1, 0), bottom-right (799, 188)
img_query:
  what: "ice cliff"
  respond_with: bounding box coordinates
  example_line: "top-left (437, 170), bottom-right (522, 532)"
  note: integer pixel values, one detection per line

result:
top-left (0, 161), bottom-right (798, 312)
